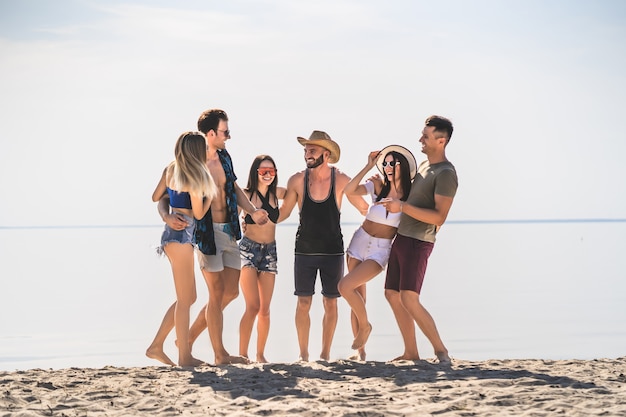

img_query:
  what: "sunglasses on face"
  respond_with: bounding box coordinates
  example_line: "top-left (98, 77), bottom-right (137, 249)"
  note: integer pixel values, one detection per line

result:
top-left (257, 168), bottom-right (276, 176)
top-left (381, 160), bottom-right (400, 167)
top-left (215, 129), bottom-right (230, 137)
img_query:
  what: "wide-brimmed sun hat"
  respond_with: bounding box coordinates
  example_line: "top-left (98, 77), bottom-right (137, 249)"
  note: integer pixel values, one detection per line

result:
top-left (297, 130), bottom-right (341, 163)
top-left (376, 145), bottom-right (417, 179)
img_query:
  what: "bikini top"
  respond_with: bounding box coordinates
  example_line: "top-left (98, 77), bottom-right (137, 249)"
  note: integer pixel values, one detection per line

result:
top-left (363, 181), bottom-right (402, 227)
top-left (167, 187), bottom-right (192, 210)
top-left (244, 190), bottom-right (280, 224)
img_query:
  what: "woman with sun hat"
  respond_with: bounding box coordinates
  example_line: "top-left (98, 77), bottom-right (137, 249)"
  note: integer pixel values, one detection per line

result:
top-left (338, 145), bottom-right (416, 360)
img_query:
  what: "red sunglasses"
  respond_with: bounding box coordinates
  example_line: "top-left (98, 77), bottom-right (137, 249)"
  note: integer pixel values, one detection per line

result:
top-left (257, 168), bottom-right (277, 176)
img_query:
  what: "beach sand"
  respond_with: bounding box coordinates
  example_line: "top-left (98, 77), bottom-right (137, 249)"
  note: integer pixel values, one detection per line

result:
top-left (1, 357), bottom-right (625, 416)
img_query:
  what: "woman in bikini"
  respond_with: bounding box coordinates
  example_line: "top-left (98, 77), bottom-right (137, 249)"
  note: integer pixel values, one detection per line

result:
top-left (147, 132), bottom-right (216, 367)
top-left (238, 155), bottom-right (286, 363)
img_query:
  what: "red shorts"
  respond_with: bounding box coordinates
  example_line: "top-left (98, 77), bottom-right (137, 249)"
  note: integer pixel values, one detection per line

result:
top-left (384, 234), bottom-right (434, 294)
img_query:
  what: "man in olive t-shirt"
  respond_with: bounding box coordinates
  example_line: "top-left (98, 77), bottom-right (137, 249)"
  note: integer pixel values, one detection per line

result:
top-left (380, 115), bottom-right (458, 364)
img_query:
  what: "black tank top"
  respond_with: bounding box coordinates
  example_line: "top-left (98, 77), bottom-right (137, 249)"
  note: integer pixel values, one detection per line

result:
top-left (295, 168), bottom-right (344, 255)
top-left (244, 190), bottom-right (280, 224)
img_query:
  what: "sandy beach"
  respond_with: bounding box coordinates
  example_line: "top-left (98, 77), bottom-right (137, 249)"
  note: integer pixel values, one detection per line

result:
top-left (1, 357), bottom-right (625, 416)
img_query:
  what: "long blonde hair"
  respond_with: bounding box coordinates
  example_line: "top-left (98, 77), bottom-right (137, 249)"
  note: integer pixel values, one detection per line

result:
top-left (167, 131), bottom-right (217, 200)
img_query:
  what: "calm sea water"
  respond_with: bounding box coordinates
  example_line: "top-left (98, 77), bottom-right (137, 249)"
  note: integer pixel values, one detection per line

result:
top-left (1, 221), bottom-right (625, 371)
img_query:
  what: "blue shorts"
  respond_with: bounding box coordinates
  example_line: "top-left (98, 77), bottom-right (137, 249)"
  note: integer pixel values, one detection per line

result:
top-left (156, 213), bottom-right (195, 256)
top-left (239, 236), bottom-right (278, 274)
top-left (294, 254), bottom-right (343, 298)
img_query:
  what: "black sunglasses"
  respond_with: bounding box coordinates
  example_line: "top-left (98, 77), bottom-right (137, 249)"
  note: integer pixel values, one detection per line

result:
top-left (381, 161), bottom-right (400, 167)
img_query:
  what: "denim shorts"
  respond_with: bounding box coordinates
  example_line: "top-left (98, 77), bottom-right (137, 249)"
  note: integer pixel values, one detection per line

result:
top-left (156, 213), bottom-right (195, 256)
top-left (239, 236), bottom-right (278, 274)
top-left (346, 226), bottom-right (394, 268)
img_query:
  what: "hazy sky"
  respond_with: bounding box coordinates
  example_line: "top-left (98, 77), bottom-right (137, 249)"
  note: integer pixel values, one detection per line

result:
top-left (1, 0), bottom-right (625, 227)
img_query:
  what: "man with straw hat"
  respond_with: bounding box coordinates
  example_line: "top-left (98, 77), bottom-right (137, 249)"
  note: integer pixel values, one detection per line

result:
top-left (379, 115), bottom-right (458, 364)
top-left (279, 130), bottom-right (362, 362)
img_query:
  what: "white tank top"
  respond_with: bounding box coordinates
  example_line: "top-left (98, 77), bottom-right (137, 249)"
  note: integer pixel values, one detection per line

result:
top-left (363, 181), bottom-right (401, 227)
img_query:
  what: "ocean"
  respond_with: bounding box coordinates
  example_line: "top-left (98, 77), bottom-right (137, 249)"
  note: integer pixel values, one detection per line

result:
top-left (1, 220), bottom-right (624, 371)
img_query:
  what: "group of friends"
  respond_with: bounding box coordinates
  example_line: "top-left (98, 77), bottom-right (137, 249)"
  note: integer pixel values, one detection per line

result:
top-left (146, 108), bottom-right (458, 367)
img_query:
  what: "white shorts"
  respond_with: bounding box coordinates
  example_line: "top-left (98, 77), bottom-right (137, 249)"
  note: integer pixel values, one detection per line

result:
top-left (346, 226), bottom-right (394, 268)
top-left (196, 223), bottom-right (242, 272)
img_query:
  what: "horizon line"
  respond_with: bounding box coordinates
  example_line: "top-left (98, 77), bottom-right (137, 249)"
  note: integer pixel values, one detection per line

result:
top-left (1, 218), bottom-right (626, 229)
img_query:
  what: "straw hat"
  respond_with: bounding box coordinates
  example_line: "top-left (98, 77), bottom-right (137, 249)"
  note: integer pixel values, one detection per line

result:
top-left (297, 130), bottom-right (341, 163)
top-left (376, 145), bottom-right (417, 179)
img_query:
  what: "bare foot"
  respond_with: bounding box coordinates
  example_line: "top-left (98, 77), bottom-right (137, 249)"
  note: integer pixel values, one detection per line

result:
top-left (391, 353), bottom-right (420, 362)
top-left (179, 356), bottom-right (206, 367)
top-left (348, 349), bottom-right (366, 361)
top-left (297, 355), bottom-right (309, 362)
top-left (215, 355), bottom-right (251, 365)
top-left (146, 346), bottom-right (176, 366)
top-left (256, 354), bottom-right (268, 363)
top-left (351, 323), bottom-right (372, 350)
top-left (436, 351), bottom-right (451, 364)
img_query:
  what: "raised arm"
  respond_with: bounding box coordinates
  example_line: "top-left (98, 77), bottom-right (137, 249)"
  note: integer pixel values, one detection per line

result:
top-left (344, 151), bottom-right (380, 196)
top-left (344, 151), bottom-right (380, 216)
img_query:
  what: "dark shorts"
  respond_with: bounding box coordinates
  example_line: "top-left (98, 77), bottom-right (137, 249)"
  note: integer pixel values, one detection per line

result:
top-left (294, 254), bottom-right (343, 298)
top-left (384, 234), bottom-right (434, 294)
top-left (239, 236), bottom-right (278, 274)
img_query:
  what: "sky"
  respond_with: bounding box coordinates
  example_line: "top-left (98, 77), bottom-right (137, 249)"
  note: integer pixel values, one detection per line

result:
top-left (1, 0), bottom-right (625, 227)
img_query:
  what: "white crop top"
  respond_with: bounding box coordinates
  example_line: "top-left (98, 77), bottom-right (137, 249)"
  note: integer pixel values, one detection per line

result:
top-left (363, 181), bottom-right (402, 227)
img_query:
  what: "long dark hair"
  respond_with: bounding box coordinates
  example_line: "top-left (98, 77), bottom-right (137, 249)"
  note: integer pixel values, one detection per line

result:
top-left (245, 155), bottom-right (278, 199)
top-left (375, 151), bottom-right (412, 202)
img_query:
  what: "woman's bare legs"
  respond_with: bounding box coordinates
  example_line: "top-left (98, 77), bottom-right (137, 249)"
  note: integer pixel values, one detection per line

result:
top-left (348, 285), bottom-right (367, 360)
top-left (163, 242), bottom-right (204, 367)
top-left (146, 301), bottom-right (176, 366)
top-left (338, 257), bottom-right (382, 352)
top-left (239, 267), bottom-right (260, 360)
top-left (255, 271), bottom-right (275, 363)
top-left (239, 268), bottom-right (275, 363)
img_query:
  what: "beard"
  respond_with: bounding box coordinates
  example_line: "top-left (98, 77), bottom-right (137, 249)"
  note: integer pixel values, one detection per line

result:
top-left (306, 154), bottom-right (325, 169)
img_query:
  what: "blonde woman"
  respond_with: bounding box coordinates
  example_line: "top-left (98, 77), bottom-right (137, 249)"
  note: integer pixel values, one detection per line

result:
top-left (146, 132), bottom-right (216, 367)
top-left (238, 155), bottom-right (286, 363)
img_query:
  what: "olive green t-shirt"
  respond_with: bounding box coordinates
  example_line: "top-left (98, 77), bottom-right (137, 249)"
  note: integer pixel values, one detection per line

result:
top-left (397, 160), bottom-right (458, 243)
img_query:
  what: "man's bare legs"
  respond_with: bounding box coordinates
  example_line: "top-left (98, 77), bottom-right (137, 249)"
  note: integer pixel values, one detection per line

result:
top-left (201, 266), bottom-right (249, 365)
top-left (239, 269), bottom-right (275, 363)
top-left (295, 294), bottom-right (338, 362)
top-left (295, 295), bottom-right (312, 361)
top-left (320, 296), bottom-right (338, 361)
top-left (399, 290), bottom-right (450, 363)
top-left (385, 289), bottom-right (450, 363)
top-left (384, 289), bottom-right (420, 361)
top-left (146, 301), bottom-right (176, 366)
top-left (338, 258), bottom-right (381, 353)
top-left (187, 283), bottom-right (239, 350)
